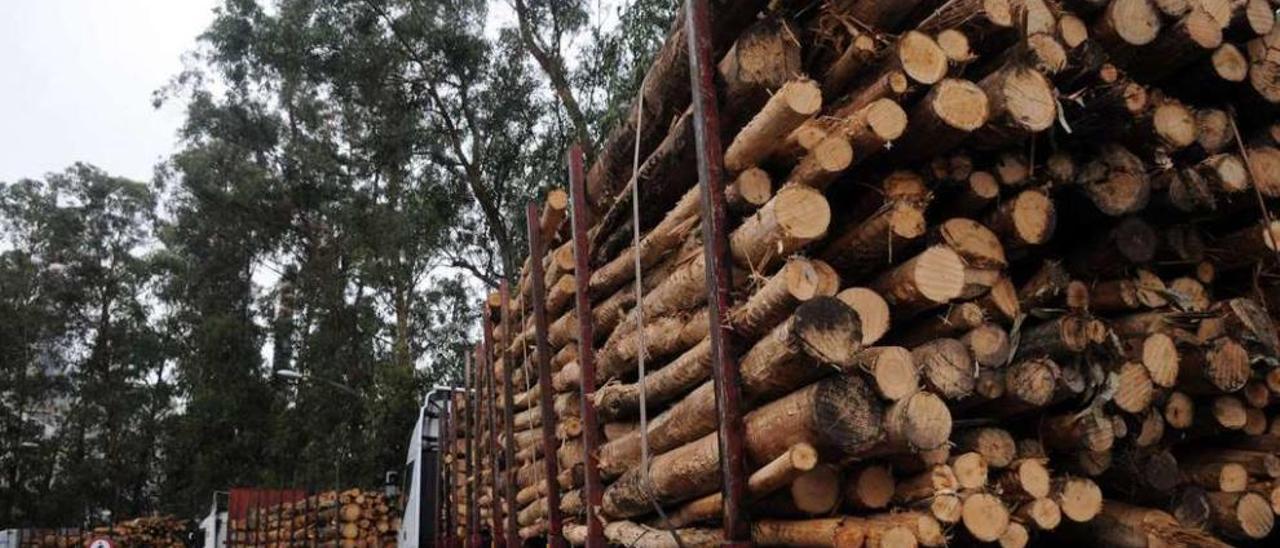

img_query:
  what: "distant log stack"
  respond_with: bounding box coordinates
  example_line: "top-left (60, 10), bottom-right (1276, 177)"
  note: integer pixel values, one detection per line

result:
top-left (226, 489), bottom-right (400, 547)
top-left (477, 0), bottom-right (1280, 546)
top-left (17, 517), bottom-right (190, 548)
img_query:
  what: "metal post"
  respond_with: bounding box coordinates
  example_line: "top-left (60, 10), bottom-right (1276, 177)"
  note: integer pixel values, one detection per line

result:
top-left (567, 144), bottom-right (606, 547)
top-left (444, 392), bottom-right (458, 548)
top-left (473, 345), bottom-right (486, 542)
top-left (526, 201), bottom-right (566, 547)
top-left (434, 394), bottom-right (451, 548)
top-left (465, 353), bottom-right (480, 548)
top-left (498, 282), bottom-right (522, 548)
top-left (685, 0), bottom-right (751, 543)
top-left (481, 328), bottom-right (506, 544)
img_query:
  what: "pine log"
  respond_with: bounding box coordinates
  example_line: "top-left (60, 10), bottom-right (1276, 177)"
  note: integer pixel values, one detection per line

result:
top-left (985, 188), bottom-right (1056, 254)
top-left (601, 373), bottom-right (887, 517)
top-left (892, 302), bottom-right (985, 348)
top-left (1246, 24), bottom-right (1280, 103)
top-left (970, 63), bottom-right (1058, 148)
top-left (731, 184), bottom-right (831, 271)
top-left (594, 257), bottom-right (833, 421)
top-left (850, 346), bottom-right (920, 401)
top-left (658, 443), bottom-right (819, 528)
top-left (1093, 0), bottom-right (1163, 50)
top-left (724, 79), bottom-right (823, 172)
top-left (582, 0), bottom-right (768, 210)
top-left (836, 287), bottom-right (892, 346)
top-left (911, 338), bottom-right (976, 401)
top-left (1061, 500), bottom-right (1231, 547)
top-left (956, 427), bottom-right (1016, 468)
top-left (890, 79), bottom-right (990, 162)
top-left (844, 464), bottom-right (896, 511)
top-left (596, 307), bottom-right (710, 381)
top-left (818, 201), bottom-right (928, 282)
top-left (950, 452), bottom-right (989, 490)
top-left (962, 492), bottom-right (1011, 542)
top-left (718, 17), bottom-right (805, 125)
top-left (726, 168), bottom-right (773, 215)
top-left (598, 297), bottom-right (864, 474)
top-left (1206, 491), bottom-right (1274, 539)
top-left (819, 28), bottom-right (880, 100)
top-left (869, 245), bottom-right (967, 319)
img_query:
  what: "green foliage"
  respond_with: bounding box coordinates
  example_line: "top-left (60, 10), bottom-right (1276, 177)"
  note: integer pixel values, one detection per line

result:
top-left (0, 165), bottom-right (171, 525)
top-left (1, 0), bottom-right (677, 527)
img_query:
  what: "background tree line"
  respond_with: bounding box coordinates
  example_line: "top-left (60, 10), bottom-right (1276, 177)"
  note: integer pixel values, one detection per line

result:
top-left (0, 0), bottom-right (673, 527)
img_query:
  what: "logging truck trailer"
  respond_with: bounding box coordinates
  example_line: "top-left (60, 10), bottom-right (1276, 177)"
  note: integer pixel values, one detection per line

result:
top-left (398, 385), bottom-right (464, 548)
top-left (197, 492), bottom-right (228, 548)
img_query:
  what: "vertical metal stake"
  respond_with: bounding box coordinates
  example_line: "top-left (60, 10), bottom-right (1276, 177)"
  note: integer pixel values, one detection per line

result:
top-left (465, 351), bottom-right (480, 548)
top-left (475, 344), bottom-right (488, 542)
top-left (498, 282), bottom-right (522, 548)
top-left (446, 392), bottom-right (461, 548)
top-left (526, 201), bottom-right (566, 547)
top-left (482, 321), bottom-right (506, 544)
top-left (567, 143), bottom-right (606, 547)
top-left (685, 0), bottom-right (751, 543)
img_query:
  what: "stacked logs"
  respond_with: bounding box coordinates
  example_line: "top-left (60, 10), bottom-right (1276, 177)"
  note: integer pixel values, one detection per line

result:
top-left (228, 489), bottom-right (400, 547)
top-left (17, 516), bottom-right (189, 547)
top-left (446, 384), bottom-right (499, 543)
top-left (478, 0), bottom-right (1280, 546)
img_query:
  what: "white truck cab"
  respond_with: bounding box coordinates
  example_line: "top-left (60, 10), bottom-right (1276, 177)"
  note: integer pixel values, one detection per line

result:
top-left (197, 492), bottom-right (228, 548)
top-left (397, 386), bottom-right (460, 547)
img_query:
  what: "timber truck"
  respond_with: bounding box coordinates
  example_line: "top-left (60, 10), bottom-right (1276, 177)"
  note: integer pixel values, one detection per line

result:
top-left (397, 386), bottom-right (465, 547)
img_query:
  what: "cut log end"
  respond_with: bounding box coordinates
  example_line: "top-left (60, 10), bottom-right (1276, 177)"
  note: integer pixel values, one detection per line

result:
top-left (815, 373), bottom-right (888, 457)
top-left (848, 465), bottom-right (896, 510)
top-left (728, 168), bottom-right (773, 212)
top-left (1153, 103), bottom-right (1198, 149)
top-left (866, 98), bottom-right (909, 142)
top-left (792, 297), bottom-right (865, 367)
top-left (1010, 190), bottom-right (1056, 246)
top-left (1006, 357), bottom-right (1058, 407)
top-left (998, 522), bottom-right (1029, 548)
top-left (792, 465), bottom-right (841, 514)
top-left (933, 79), bottom-right (990, 132)
top-left (1142, 332), bottom-right (1180, 388)
top-left (889, 390), bottom-right (953, 451)
top-left (1108, 0), bottom-right (1162, 46)
top-left (773, 185), bottom-right (832, 242)
top-left (1114, 361), bottom-right (1154, 414)
top-left (936, 29), bottom-right (973, 64)
top-left (1057, 478), bottom-right (1103, 522)
top-left (1212, 43), bottom-right (1249, 82)
top-left (838, 288), bottom-right (891, 346)
top-left (914, 246), bottom-right (969, 305)
top-left (951, 452), bottom-right (989, 490)
top-left (1003, 67), bottom-right (1057, 132)
top-left (961, 428), bottom-right (1016, 468)
top-left (899, 30), bottom-right (949, 85)
top-left (788, 442), bottom-right (820, 471)
top-left (860, 346), bottom-right (919, 401)
top-left (962, 493), bottom-right (1010, 542)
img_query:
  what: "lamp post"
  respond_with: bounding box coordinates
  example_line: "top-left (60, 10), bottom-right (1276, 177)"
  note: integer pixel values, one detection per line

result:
top-left (273, 369), bottom-right (359, 397)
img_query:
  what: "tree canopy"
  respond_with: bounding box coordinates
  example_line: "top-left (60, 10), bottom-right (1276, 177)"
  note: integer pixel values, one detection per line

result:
top-left (1, 0), bottom-right (674, 526)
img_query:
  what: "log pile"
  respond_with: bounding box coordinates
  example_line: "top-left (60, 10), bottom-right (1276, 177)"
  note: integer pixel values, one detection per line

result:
top-left (228, 488), bottom-right (400, 547)
top-left (478, 0), bottom-right (1280, 546)
top-left (17, 516), bottom-right (189, 547)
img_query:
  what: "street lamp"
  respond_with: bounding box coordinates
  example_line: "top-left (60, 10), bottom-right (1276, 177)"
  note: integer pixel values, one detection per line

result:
top-left (274, 369), bottom-right (359, 397)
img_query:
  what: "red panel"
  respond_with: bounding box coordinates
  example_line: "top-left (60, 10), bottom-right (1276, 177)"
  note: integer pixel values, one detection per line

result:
top-left (228, 488), bottom-right (307, 520)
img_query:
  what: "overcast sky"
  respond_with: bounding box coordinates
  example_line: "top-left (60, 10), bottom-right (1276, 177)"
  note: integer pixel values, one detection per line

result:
top-left (0, 1), bottom-right (219, 183)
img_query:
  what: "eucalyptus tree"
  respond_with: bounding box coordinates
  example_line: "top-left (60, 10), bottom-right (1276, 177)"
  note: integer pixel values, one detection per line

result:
top-left (0, 165), bottom-right (171, 524)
